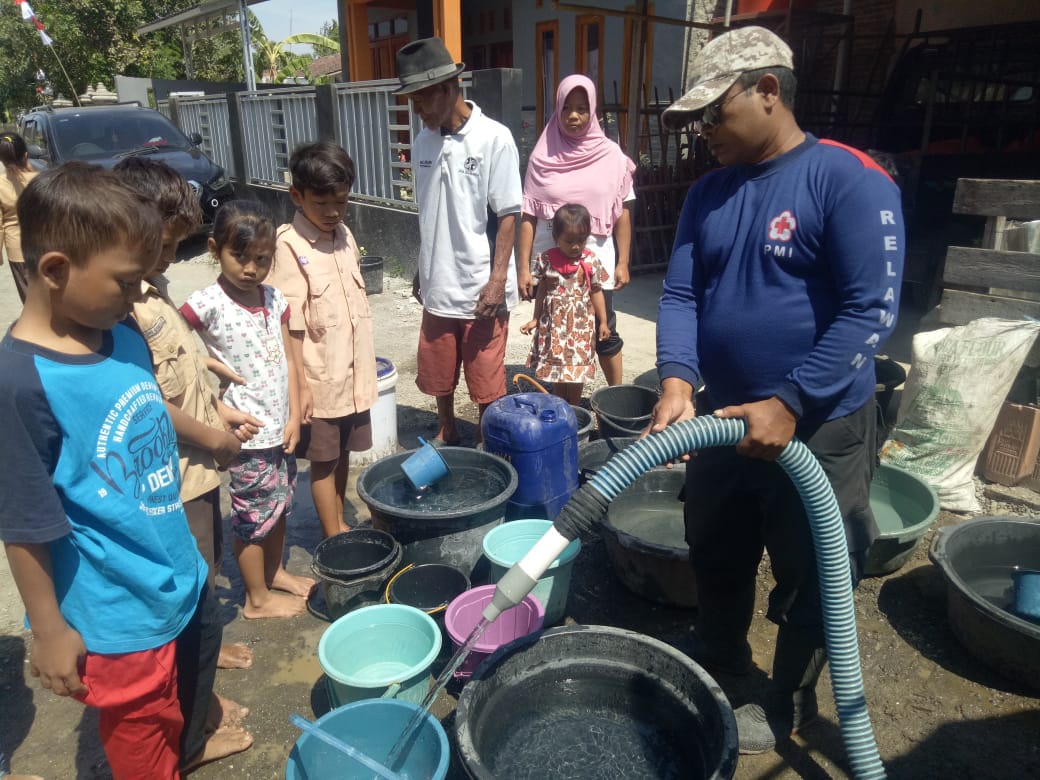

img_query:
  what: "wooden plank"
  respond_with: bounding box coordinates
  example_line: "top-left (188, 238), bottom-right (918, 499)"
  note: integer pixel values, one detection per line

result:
top-left (937, 289), bottom-right (1040, 366)
top-left (952, 179), bottom-right (1040, 220)
top-left (938, 289), bottom-right (1040, 323)
top-left (943, 246), bottom-right (1040, 292)
top-left (981, 215), bottom-right (1007, 250)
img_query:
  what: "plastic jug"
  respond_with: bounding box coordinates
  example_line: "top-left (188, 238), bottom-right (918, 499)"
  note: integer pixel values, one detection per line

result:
top-left (481, 393), bottom-right (578, 521)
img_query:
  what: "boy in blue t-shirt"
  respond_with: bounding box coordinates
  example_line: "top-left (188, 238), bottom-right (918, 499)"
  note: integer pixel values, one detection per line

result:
top-left (0, 163), bottom-right (206, 778)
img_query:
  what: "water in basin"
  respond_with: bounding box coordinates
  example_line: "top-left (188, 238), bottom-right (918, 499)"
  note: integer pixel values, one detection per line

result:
top-left (962, 564), bottom-right (1016, 611)
top-left (479, 670), bottom-right (702, 779)
top-left (368, 466), bottom-right (508, 512)
top-left (608, 491), bottom-right (687, 549)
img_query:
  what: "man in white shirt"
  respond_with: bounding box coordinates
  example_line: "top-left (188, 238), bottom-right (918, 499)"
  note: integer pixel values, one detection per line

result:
top-left (396, 37), bottom-right (522, 445)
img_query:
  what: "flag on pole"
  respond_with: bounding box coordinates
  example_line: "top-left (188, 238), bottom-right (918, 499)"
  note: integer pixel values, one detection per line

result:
top-left (12, 0), bottom-right (53, 47)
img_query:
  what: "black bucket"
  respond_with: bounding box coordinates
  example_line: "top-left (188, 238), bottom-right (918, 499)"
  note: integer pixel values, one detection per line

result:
top-left (385, 563), bottom-right (471, 616)
top-left (603, 468), bottom-right (697, 608)
top-left (455, 624), bottom-right (737, 779)
top-left (360, 255), bottom-right (384, 295)
top-left (874, 355), bottom-right (906, 426)
top-left (578, 435), bottom-right (638, 483)
top-left (385, 562), bottom-right (471, 670)
top-left (577, 436), bottom-right (685, 484)
top-left (589, 385), bottom-right (659, 437)
top-left (569, 405), bottom-right (595, 443)
top-left (310, 529), bottom-right (402, 622)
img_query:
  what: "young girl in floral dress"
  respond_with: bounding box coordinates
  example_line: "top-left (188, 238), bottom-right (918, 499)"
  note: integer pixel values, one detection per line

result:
top-left (521, 203), bottom-right (611, 404)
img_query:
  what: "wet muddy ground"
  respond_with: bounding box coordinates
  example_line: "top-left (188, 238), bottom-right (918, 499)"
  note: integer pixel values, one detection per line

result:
top-left (1, 253), bottom-right (1038, 778)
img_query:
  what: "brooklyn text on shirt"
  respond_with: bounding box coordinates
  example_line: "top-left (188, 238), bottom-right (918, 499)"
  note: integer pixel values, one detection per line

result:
top-left (851, 208), bottom-right (899, 370)
top-left (92, 379), bottom-right (179, 507)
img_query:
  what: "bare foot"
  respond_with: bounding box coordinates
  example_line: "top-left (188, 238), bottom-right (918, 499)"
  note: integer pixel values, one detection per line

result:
top-left (270, 568), bottom-right (317, 597)
top-left (217, 642), bottom-right (253, 669)
top-left (206, 692), bottom-right (250, 734)
top-left (243, 590), bottom-right (307, 619)
top-left (182, 725), bottom-right (253, 773)
top-left (434, 427), bottom-right (460, 446)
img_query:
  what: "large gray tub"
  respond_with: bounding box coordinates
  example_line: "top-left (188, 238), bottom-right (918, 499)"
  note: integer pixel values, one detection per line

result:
top-left (357, 447), bottom-right (517, 580)
top-left (930, 516), bottom-right (1040, 690)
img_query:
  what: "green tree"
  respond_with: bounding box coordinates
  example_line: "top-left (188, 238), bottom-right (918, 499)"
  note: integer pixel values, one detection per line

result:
top-left (316, 20), bottom-right (340, 57)
top-left (281, 32), bottom-right (339, 85)
top-left (0, 0), bottom-right (193, 113)
top-left (0, 9), bottom-right (45, 116)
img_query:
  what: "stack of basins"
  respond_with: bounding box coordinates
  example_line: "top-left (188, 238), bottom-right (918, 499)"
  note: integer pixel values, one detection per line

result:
top-left (291, 444), bottom-right (520, 779)
top-left (293, 399), bottom-right (744, 779)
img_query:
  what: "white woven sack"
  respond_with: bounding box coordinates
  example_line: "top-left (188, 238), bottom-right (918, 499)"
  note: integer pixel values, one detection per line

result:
top-left (880, 317), bottom-right (1040, 512)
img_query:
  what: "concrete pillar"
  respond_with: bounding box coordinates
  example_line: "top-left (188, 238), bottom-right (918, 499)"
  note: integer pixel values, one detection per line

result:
top-left (470, 69), bottom-right (523, 141)
top-left (315, 84), bottom-right (339, 143)
top-left (225, 90), bottom-right (248, 191)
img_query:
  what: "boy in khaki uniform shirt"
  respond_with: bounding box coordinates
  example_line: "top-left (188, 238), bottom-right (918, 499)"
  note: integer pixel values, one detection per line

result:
top-left (118, 158), bottom-right (258, 770)
top-left (268, 141), bottom-right (377, 538)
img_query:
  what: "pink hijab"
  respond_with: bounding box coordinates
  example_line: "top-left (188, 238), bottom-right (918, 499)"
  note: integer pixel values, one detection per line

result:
top-left (523, 74), bottom-right (636, 237)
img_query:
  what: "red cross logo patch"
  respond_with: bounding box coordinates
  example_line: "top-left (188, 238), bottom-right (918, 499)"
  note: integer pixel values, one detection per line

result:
top-left (768, 210), bottom-right (797, 242)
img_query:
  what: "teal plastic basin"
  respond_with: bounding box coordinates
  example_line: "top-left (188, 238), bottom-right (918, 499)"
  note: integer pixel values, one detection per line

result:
top-left (482, 519), bottom-right (581, 625)
top-left (318, 604), bottom-right (441, 707)
top-left (865, 463), bottom-right (940, 576)
top-left (286, 699), bottom-right (449, 779)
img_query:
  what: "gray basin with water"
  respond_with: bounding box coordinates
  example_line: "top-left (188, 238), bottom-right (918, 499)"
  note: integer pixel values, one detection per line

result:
top-left (930, 516), bottom-right (1040, 690)
top-left (455, 624), bottom-right (737, 779)
top-left (357, 447), bottom-right (517, 580)
top-left (601, 468), bottom-right (697, 608)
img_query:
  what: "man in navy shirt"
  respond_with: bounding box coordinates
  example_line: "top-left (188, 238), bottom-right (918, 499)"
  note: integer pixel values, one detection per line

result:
top-left (651, 26), bottom-right (904, 754)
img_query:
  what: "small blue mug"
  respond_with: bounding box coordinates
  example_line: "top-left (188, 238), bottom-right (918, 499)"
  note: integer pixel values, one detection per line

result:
top-left (1011, 568), bottom-right (1040, 623)
top-left (400, 436), bottom-right (450, 490)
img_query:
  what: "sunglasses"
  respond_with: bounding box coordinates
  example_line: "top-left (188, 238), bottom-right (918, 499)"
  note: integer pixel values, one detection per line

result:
top-left (693, 87), bottom-right (749, 132)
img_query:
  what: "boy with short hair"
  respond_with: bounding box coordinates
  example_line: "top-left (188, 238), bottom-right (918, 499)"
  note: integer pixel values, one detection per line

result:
top-left (267, 141), bottom-right (377, 538)
top-left (114, 157), bottom-right (256, 769)
top-left (0, 162), bottom-right (204, 777)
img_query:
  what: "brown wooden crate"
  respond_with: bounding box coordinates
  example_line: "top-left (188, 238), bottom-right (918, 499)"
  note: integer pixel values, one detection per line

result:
top-left (982, 403), bottom-right (1040, 486)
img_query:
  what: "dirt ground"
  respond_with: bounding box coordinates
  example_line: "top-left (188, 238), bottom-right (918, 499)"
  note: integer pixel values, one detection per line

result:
top-left (1, 239), bottom-right (1038, 779)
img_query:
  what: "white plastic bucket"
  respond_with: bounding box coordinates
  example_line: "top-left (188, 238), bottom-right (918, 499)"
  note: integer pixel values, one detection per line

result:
top-left (351, 357), bottom-right (398, 466)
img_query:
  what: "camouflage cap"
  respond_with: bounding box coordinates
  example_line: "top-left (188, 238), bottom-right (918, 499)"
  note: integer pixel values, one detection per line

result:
top-left (662, 26), bottom-right (794, 129)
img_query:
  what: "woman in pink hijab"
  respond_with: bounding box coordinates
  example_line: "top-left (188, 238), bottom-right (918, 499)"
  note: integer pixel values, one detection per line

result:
top-left (518, 74), bottom-right (636, 385)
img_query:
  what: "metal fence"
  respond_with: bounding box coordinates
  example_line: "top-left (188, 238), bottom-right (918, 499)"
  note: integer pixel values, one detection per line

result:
top-left (173, 94), bottom-right (236, 178)
top-left (160, 76), bottom-right (471, 212)
top-left (239, 87), bottom-right (318, 187)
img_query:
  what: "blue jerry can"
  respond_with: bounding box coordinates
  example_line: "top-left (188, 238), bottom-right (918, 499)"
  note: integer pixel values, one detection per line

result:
top-left (481, 393), bottom-right (578, 521)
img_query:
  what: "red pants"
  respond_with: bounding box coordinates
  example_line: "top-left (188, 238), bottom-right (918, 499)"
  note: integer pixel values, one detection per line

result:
top-left (75, 640), bottom-right (182, 779)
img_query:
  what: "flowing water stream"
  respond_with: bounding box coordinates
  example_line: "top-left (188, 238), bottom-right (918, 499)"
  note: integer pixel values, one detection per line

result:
top-left (385, 616), bottom-right (493, 771)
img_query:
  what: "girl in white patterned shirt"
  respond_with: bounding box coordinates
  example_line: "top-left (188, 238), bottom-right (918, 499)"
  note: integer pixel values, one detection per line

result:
top-left (181, 201), bottom-right (311, 619)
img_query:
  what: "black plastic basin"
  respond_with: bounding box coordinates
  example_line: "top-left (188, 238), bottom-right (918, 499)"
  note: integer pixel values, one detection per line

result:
top-left (930, 516), bottom-right (1040, 690)
top-left (455, 625), bottom-right (737, 779)
top-left (357, 447), bottom-right (517, 579)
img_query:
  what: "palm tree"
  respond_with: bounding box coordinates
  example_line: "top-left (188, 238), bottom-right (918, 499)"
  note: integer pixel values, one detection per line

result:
top-left (253, 32), bottom-right (339, 84)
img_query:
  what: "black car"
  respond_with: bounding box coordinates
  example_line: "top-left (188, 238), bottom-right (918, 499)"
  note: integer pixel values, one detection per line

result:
top-left (18, 103), bottom-right (235, 228)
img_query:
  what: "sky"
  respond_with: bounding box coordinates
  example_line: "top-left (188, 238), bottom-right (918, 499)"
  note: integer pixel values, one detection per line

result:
top-left (250, 0), bottom-right (337, 46)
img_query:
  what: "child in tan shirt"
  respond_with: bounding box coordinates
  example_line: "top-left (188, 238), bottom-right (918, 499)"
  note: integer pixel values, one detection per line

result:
top-left (268, 141), bottom-right (377, 538)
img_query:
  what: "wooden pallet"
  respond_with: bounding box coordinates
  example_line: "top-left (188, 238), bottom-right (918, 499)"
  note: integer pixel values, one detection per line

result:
top-left (938, 178), bottom-right (1040, 366)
